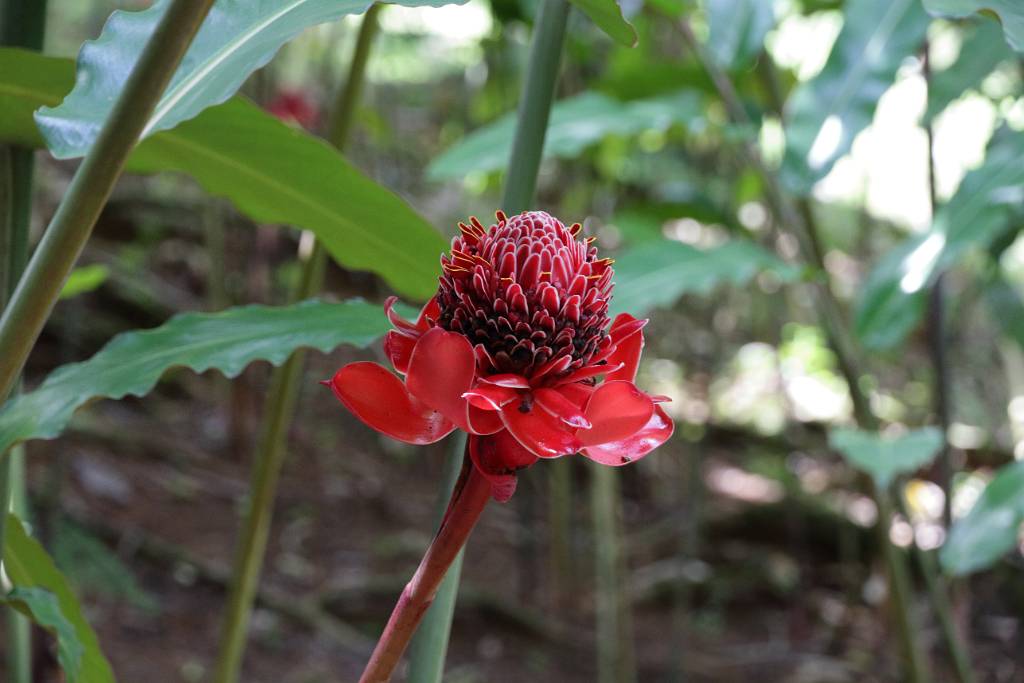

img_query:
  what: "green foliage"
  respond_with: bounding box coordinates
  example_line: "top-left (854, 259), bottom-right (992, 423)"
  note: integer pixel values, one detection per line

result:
top-left (828, 427), bottom-right (944, 488)
top-left (59, 265), bottom-right (109, 300)
top-left (566, 0), bottom-right (637, 47)
top-left (924, 0), bottom-right (1024, 52)
top-left (0, 49), bottom-right (446, 299)
top-left (428, 90), bottom-right (701, 180)
top-left (706, 0), bottom-right (775, 70)
top-left (781, 0), bottom-right (929, 195)
top-left (984, 271), bottom-right (1024, 349)
top-left (854, 128), bottom-right (1024, 350)
top-left (925, 19), bottom-right (1011, 123)
top-left (0, 299), bottom-right (390, 456)
top-left (4, 514), bottom-right (115, 683)
top-left (36, 0), bottom-right (466, 158)
top-left (610, 239), bottom-right (800, 317)
top-left (3, 587), bottom-right (85, 682)
top-left (941, 461), bottom-right (1024, 575)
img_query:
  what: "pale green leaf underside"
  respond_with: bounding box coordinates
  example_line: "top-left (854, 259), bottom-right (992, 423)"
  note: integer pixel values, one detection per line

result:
top-left (941, 461), bottom-right (1024, 575)
top-left (924, 0), bottom-right (1024, 52)
top-left (829, 427), bottom-right (943, 488)
top-left (0, 299), bottom-right (390, 456)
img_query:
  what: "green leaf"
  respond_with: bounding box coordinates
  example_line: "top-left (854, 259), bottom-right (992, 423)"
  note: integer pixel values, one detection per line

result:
top-left (924, 0), bottom-right (1024, 52)
top-left (0, 49), bottom-right (446, 299)
top-left (567, 0), bottom-right (637, 47)
top-left (781, 0), bottom-right (929, 194)
top-left (60, 265), bottom-right (110, 300)
top-left (854, 127), bottom-right (1024, 350)
top-left (0, 299), bottom-right (390, 455)
top-left (36, 0), bottom-right (465, 158)
top-left (828, 427), bottom-right (944, 488)
top-left (428, 90), bottom-right (701, 180)
top-left (941, 461), bottom-right (1024, 575)
top-left (3, 587), bottom-right (85, 682)
top-left (4, 514), bottom-right (115, 683)
top-left (984, 272), bottom-right (1024, 350)
top-left (706, 0), bottom-right (775, 70)
top-left (610, 239), bottom-right (800, 317)
top-left (925, 19), bottom-right (1012, 123)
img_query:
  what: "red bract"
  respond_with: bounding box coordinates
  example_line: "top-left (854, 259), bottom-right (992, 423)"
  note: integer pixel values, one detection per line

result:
top-left (326, 210), bottom-right (673, 501)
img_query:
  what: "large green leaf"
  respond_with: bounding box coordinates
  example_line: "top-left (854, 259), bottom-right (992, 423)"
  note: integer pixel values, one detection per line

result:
top-left (925, 19), bottom-right (1012, 123)
top-left (924, 0), bottom-right (1024, 52)
top-left (36, 0), bottom-right (463, 158)
top-left (567, 0), bottom-right (637, 47)
top-left (3, 587), bottom-right (85, 682)
top-left (0, 299), bottom-right (390, 455)
top-left (610, 239), bottom-right (801, 317)
top-left (706, 0), bottom-right (775, 71)
top-left (829, 427), bottom-right (944, 488)
top-left (4, 514), bottom-right (115, 683)
top-left (428, 90), bottom-right (701, 180)
top-left (941, 461), bottom-right (1024, 575)
top-left (0, 49), bottom-right (446, 299)
top-left (854, 127), bottom-right (1024, 350)
top-left (780, 0), bottom-right (929, 194)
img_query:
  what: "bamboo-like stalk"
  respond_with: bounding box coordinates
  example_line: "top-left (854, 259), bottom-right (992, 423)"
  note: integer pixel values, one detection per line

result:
top-left (0, 0), bottom-right (215, 402)
top-left (211, 8), bottom-right (381, 683)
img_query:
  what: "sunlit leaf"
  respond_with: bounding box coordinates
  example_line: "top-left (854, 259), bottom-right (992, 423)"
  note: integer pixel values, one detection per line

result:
top-left (925, 19), bottom-right (1012, 123)
top-left (924, 0), bottom-right (1024, 52)
top-left (4, 514), bottom-right (115, 683)
top-left (941, 461), bottom-right (1024, 575)
top-left (0, 49), bottom-right (446, 299)
top-left (428, 90), bottom-right (701, 180)
top-left (610, 239), bottom-right (800, 317)
top-left (854, 127), bottom-right (1024, 350)
top-left (567, 0), bottom-right (637, 47)
top-left (0, 299), bottom-right (390, 455)
top-left (829, 427), bottom-right (943, 488)
top-left (706, 0), bottom-right (775, 70)
top-left (3, 587), bottom-right (85, 682)
top-left (36, 0), bottom-right (465, 158)
top-left (59, 265), bottom-right (109, 300)
top-left (781, 0), bottom-right (929, 194)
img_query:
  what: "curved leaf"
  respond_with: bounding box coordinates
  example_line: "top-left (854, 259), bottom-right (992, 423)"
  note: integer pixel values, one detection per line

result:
top-left (925, 19), bottom-right (1011, 124)
top-left (36, 0), bottom-right (465, 158)
top-left (0, 299), bottom-right (391, 455)
top-left (610, 239), bottom-right (800, 317)
top-left (854, 127), bottom-right (1024, 350)
top-left (0, 49), bottom-right (446, 299)
top-left (4, 514), bottom-right (115, 683)
top-left (568, 0), bottom-right (636, 47)
top-left (829, 427), bottom-right (944, 488)
top-left (781, 0), bottom-right (929, 194)
top-left (428, 90), bottom-right (700, 180)
top-left (3, 588), bottom-right (84, 683)
top-left (924, 0), bottom-right (1024, 52)
top-left (941, 461), bottom-right (1024, 575)
top-left (706, 0), bottom-right (775, 71)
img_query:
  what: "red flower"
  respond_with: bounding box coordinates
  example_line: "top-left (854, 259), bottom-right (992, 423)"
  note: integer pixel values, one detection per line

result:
top-left (326, 210), bottom-right (673, 501)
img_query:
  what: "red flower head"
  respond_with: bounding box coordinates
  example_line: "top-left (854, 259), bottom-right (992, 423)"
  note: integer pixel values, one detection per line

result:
top-left (326, 210), bottom-right (673, 501)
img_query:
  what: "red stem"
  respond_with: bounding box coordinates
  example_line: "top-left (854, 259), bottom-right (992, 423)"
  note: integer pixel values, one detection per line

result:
top-left (358, 456), bottom-right (491, 683)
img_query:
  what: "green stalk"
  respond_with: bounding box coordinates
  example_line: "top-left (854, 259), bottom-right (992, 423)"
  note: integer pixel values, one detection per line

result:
top-left (211, 8), bottom-right (381, 683)
top-left (546, 457), bottom-right (572, 606)
top-left (402, 3), bottom-right (572, 680)
top-left (0, 0), bottom-right (215, 402)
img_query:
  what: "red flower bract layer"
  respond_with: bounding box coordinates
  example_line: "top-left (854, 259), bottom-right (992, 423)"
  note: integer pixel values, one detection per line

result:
top-left (326, 211), bottom-right (674, 502)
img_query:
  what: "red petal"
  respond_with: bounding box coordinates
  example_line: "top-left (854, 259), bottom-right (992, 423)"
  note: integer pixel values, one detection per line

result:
top-left (535, 388), bottom-right (592, 428)
top-left (469, 432), bottom-right (538, 502)
top-left (481, 373), bottom-right (531, 389)
top-left (406, 328), bottom-right (476, 432)
top-left (384, 296), bottom-right (418, 334)
top-left (582, 404), bottom-right (673, 466)
top-left (468, 405), bottom-right (504, 435)
top-left (500, 402), bottom-right (583, 459)
top-left (554, 362), bottom-right (623, 386)
top-left (384, 330), bottom-right (417, 375)
top-left (558, 382), bottom-right (595, 409)
top-left (579, 380), bottom-right (655, 446)
top-left (463, 384), bottom-right (518, 410)
top-left (414, 296), bottom-right (440, 330)
top-left (326, 362), bottom-right (454, 444)
top-left (610, 313), bottom-right (647, 341)
top-left (605, 324), bottom-right (644, 383)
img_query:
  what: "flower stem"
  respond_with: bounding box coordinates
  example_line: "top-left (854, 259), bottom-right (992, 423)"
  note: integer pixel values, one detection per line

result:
top-left (359, 459), bottom-right (492, 683)
top-left (0, 0), bottom-right (215, 402)
top-left (211, 8), bottom-right (381, 683)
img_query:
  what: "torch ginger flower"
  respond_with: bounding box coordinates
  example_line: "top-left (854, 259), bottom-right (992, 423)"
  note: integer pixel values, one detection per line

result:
top-left (326, 210), bottom-right (673, 501)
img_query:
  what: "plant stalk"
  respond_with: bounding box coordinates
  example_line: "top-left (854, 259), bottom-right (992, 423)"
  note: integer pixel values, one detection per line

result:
top-left (359, 459), bottom-right (492, 683)
top-left (211, 7), bottom-right (381, 683)
top-left (0, 0), bottom-right (216, 402)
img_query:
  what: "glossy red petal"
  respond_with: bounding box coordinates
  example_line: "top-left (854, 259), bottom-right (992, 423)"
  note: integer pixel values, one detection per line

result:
top-left (500, 402), bottom-right (583, 459)
top-left (468, 405), bottom-right (504, 435)
top-left (326, 362), bottom-right (454, 444)
top-left (558, 382), bottom-right (595, 410)
top-left (481, 373), bottom-right (531, 389)
top-left (469, 432), bottom-right (538, 502)
top-left (554, 362), bottom-right (623, 386)
top-left (605, 324), bottom-right (644, 383)
top-left (414, 296), bottom-right (440, 330)
top-left (383, 330), bottom-right (417, 375)
top-left (535, 387), bottom-right (592, 428)
top-left (463, 384), bottom-right (518, 411)
top-left (579, 380), bottom-right (655, 447)
top-left (384, 296), bottom-right (418, 334)
top-left (610, 313), bottom-right (647, 341)
top-left (406, 328), bottom-right (476, 432)
top-left (582, 404), bottom-right (673, 465)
